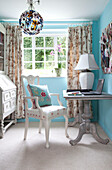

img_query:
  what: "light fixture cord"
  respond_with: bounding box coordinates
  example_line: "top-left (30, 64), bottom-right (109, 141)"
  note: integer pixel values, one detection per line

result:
top-left (27, 0), bottom-right (40, 10)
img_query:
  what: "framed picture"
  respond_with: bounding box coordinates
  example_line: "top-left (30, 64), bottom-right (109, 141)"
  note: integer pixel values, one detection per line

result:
top-left (100, 22), bottom-right (112, 73)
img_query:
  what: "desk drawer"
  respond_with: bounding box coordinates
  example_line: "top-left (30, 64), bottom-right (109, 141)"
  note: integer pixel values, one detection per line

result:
top-left (4, 92), bottom-right (10, 101)
top-left (3, 101), bottom-right (11, 112)
top-left (10, 90), bottom-right (16, 98)
top-left (11, 98), bottom-right (16, 108)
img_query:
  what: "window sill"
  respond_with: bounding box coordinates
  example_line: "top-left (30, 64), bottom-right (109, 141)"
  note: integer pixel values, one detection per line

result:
top-left (22, 70), bottom-right (67, 78)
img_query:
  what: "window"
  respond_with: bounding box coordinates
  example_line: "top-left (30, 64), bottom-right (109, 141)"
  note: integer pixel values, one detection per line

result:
top-left (22, 33), bottom-right (67, 77)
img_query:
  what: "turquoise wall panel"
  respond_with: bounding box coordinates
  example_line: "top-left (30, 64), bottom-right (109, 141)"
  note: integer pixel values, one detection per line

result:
top-left (98, 0), bottom-right (112, 140)
top-left (2, 20), bottom-right (99, 122)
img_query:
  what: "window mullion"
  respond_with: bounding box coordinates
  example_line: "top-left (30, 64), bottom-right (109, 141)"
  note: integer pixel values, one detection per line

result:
top-left (44, 37), bottom-right (46, 69)
top-left (22, 34), bottom-right (24, 71)
top-left (54, 36), bottom-right (58, 68)
top-left (32, 36), bottom-right (35, 70)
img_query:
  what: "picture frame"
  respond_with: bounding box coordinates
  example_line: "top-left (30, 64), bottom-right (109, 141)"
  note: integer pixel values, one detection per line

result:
top-left (100, 22), bottom-right (112, 73)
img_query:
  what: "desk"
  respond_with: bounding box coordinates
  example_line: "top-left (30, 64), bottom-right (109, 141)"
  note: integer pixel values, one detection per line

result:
top-left (63, 90), bottom-right (112, 146)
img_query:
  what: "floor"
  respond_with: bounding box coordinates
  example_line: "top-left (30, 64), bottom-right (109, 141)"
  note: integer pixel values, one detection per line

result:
top-left (0, 122), bottom-right (112, 170)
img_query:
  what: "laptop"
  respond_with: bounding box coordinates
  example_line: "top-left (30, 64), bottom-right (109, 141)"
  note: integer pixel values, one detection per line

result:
top-left (82, 79), bottom-right (104, 95)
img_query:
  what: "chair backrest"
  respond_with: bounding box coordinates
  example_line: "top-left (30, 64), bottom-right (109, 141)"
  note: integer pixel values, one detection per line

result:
top-left (21, 75), bottom-right (40, 96)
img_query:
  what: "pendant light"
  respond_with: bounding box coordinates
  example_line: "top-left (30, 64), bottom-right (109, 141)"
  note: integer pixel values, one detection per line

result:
top-left (19, 0), bottom-right (43, 35)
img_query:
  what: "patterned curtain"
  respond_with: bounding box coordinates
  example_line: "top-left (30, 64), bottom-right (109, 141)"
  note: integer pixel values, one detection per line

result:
top-left (67, 25), bottom-right (92, 118)
top-left (5, 25), bottom-right (24, 118)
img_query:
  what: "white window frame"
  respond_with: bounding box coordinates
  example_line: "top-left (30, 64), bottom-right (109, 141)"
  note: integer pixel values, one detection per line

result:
top-left (22, 32), bottom-right (68, 77)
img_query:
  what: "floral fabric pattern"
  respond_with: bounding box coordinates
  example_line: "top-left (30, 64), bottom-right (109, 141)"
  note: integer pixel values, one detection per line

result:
top-left (27, 106), bottom-right (67, 119)
top-left (5, 24), bottom-right (23, 118)
top-left (27, 84), bottom-right (52, 108)
top-left (67, 25), bottom-right (92, 118)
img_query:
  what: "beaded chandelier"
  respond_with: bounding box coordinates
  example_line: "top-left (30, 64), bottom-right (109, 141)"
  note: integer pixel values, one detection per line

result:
top-left (19, 0), bottom-right (43, 35)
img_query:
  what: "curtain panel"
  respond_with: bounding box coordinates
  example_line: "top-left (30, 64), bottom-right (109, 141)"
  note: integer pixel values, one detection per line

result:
top-left (67, 25), bottom-right (92, 118)
top-left (5, 25), bottom-right (24, 118)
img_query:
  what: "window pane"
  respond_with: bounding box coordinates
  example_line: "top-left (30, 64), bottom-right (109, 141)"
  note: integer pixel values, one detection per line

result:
top-left (35, 63), bottom-right (44, 69)
top-left (57, 37), bottom-right (66, 48)
top-left (46, 50), bottom-right (54, 61)
top-left (61, 62), bottom-right (66, 69)
top-left (24, 63), bottom-right (32, 69)
top-left (24, 50), bottom-right (32, 61)
top-left (58, 49), bottom-right (66, 56)
top-left (45, 37), bottom-right (54, 47)
top-left (24, 37), bottom-right (32, 48)
top-left (58, 49), bottom-right (66, 61)
top-left (35, 37), bottom-right (44, 47)
top-left (46, 62), bottom-right (55, 69)
top-left (35, 50), bottom-right (44, 61)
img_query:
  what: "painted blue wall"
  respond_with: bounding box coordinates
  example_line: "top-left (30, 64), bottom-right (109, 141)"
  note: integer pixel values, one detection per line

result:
top-left (1, 20), bottom-right (99, 122)
top-left (92, 20), bottom-right (99, 121)
top-left (98, 0), bottom-right (112, 140)
top-left (22, 21), bottom-right (99, 123)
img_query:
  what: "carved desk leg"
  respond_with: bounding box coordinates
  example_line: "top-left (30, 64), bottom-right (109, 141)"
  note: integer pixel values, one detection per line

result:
top-left (69, 100), bottom-right (109, 146)
top-left (68, 100), bottom-right (83, 127)
top-left (69, 122), bottom-right (86, 145)
top-left (90, 123), bottom-right (109, 144)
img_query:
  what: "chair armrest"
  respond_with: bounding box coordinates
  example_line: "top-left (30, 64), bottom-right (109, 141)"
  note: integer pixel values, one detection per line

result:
top-left (24, 96), bottom-right (41, 110)
top-left (49, 93), bottom-right (63, 106)
top-left (24, 96), bottom-right (38, 100)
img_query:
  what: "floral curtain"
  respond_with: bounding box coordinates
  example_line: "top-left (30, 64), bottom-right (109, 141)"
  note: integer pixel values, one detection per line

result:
top-left (5, 24), bottom-right (24, 118)
top-left (67, 25), bottom-right (92, 118)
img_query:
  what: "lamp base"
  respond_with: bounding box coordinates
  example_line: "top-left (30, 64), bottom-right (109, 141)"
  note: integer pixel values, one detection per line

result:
top-left (79, 71), bottom-right (94, 89)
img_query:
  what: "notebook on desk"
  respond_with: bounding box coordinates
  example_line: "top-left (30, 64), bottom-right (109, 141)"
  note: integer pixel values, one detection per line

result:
top-left (82, 79), bottom-right (104, 95)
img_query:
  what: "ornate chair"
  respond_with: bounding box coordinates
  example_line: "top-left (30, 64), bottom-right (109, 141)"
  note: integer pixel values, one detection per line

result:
top-left (21, 75), bottom-right (69, 148)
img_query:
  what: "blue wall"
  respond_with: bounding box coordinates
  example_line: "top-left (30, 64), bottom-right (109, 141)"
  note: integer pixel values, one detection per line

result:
top-left (98, 0), bottom-right (112, 140)
top-left (1, 20), bottom-right (99, 122)
top-left (23, 21), bottom-right (99, 122)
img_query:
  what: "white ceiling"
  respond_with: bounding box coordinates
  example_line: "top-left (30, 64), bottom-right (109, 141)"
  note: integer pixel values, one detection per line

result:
top-left (0, 0), bottom-right (109, 21)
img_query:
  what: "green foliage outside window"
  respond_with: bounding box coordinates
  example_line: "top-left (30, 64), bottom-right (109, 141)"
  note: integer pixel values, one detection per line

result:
top-left (24, 37), bottom-right (32, 48)
top-left (35, 63), bottom-right (44, 69)
top-left (58, 49), bottom-right (66, 61)
top-left (46, 50), bottom-right (54, 61)
top-left (23, 35), bottom-right (67, 76)
top-left (46, 62), bottom-right (55, 69)
top-left (24, 50), bottom-right (32, 61)
top-left (35, 37), bottom-right (44, 47)
top-left (35, 50), bottom-right (44, 61)
top-left (61, 62), bottom-right (66, 69)
top-left (24, 63), bottom-right (32, 69)
top-left (57, 37), bottom-right (66, 48)
top-left (45, 37), bottom-right (54, 47)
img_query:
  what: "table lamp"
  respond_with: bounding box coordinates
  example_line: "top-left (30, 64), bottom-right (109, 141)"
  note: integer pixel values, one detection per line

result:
top-left (75, 53), bottom-right (99, 90)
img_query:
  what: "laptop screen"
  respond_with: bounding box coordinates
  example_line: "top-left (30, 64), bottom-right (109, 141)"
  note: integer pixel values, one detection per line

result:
top-left (96, 79), bottom-right (104, 93)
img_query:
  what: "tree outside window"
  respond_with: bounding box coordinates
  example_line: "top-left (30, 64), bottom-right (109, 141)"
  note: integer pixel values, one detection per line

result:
top-left (23, 34), bottom-right (67, 76)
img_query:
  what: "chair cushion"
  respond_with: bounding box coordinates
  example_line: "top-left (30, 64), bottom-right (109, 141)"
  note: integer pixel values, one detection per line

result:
top-left (41, 105), bottom-right (67, 119)
top-left (27, 84), bottom-right (52, 108)
top-left (27, 105), bottom-right (67, 119)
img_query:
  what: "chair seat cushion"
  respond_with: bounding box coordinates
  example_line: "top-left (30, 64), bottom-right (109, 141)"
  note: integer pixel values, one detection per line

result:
top-left (27, 105), bottom-right (67, 119)
top-left (27, 84), bottom-right (52, 108)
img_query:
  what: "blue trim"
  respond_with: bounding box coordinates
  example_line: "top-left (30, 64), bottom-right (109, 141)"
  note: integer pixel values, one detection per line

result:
top-left (17, 117), bottom-right (75, 122)
top-left (98, 120), bottom-right (112, 141)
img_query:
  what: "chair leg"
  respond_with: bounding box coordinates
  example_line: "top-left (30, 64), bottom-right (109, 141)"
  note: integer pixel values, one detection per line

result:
top-left (24, 116), bottom-right (29, 140)
top-left (39, 119), bottom-right (42, 133)
top-left (64, 115), bottom-right (69, 138)
top-left (44, 119), bottom-right (51, 148)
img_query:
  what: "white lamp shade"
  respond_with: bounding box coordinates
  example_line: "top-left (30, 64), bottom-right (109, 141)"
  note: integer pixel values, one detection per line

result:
top-left (75, 53), bottom-right (99, 71)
